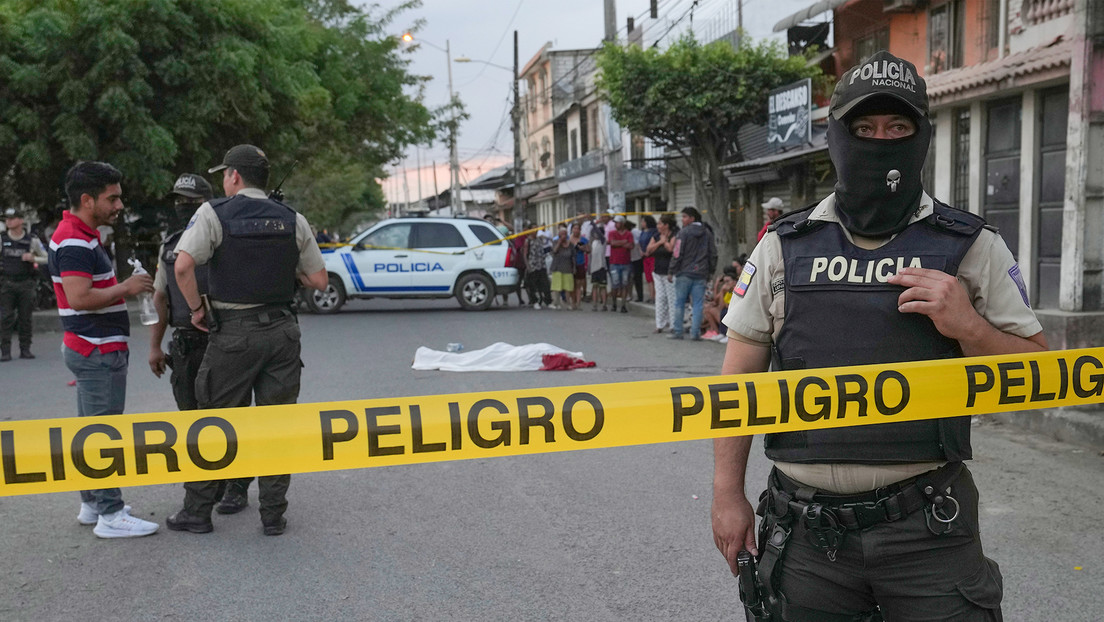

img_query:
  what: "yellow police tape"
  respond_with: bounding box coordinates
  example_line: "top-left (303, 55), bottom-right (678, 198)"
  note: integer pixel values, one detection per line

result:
top-left (317, 210), bottom-right (671, 255)
top-left (3, 347), bottom-right (1102, 496)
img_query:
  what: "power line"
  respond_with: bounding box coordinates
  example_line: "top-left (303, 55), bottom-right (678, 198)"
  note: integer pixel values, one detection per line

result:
top-left (455, 0), bottom-right (526, 89)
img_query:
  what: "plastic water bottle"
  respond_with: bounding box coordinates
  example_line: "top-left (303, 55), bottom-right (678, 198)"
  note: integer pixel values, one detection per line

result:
top-left (127, 257), bottom-right (159, 326)
top-left (446, 343), bottom-right (464, 353)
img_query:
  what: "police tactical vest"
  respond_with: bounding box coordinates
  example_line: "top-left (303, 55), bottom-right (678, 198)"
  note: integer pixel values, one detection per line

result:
top-left (208, 195), bottom-right (298, 304)
top-left (767, 202), bottom-right (987, 464)
top-left (1, 232), bottom-right (35, 278)
top-left (162, 230), bottom-right (210, 328)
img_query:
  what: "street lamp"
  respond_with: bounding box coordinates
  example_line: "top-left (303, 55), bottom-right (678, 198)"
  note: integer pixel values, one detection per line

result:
top-left (453, 31), bottom-right (523, 227)
top-left (402, 34), bottom-right (463, 216)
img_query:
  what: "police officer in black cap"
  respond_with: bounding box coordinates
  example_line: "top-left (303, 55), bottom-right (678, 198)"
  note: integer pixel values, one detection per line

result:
top-left (165, 145), bottom-right (327, 536)
top-left (712, 51), bottom-right (1047, 620)
top-left (149, 174), bottom-right (249, 512)
top-left (1, 206), bottom-right (48, 361)
top-left (149, 173), bottom-right (215, 406)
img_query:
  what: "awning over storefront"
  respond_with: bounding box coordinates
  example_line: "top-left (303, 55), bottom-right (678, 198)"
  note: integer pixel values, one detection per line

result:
top-left (529, 187), bottom-right (559, 203)
top-left (558, 171), bottom-right (605, 195)
top-left (925, 37), bottom-right (1073, 104)
top-left (773, 0), bottom-right (851, 32)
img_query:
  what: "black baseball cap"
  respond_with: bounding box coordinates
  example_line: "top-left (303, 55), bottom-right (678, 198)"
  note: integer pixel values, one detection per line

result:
top-left (830, 51), bottom-right (928, 121)
top-left (170, 173), bottom-right (214, 200)
top-left (3, 207), bottom-right (21, 218)
top-left (208, 144), bottom-right (269, 174)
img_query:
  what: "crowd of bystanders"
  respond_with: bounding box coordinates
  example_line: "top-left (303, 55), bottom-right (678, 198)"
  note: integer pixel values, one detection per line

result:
top-left (501, 207), bottom-right (737, 342)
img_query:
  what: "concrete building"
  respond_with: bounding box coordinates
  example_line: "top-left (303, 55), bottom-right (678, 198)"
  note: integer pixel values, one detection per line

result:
top-left (760, 0), bottom-right (1102, 348)
top-left (517, 42), bottom-right (661, 227)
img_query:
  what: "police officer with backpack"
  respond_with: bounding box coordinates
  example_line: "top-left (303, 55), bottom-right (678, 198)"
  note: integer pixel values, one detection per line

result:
top-left (164, 145), bottom-right (328, 537)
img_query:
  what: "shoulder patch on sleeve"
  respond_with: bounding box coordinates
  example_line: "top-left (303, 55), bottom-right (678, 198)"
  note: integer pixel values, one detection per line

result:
top-left (734, 261), bottom-right (756, 297)
top-left (771, 277), bottom-right (785, 296)
top-left (1008, 264), bottom-right (1030, 307)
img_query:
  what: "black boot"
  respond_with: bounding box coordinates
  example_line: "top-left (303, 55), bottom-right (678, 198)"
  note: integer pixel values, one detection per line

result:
top-left (216, 489), bottom-right (249, 515)
top-left (0, 350), bottom-right (10, 362)
top-left (166, 509), bottom-right (213, 534)
top-left (19, 348), bottom-right (34, 359)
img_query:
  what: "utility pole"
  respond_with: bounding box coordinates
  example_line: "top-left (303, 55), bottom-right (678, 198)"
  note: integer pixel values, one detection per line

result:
top-left (513, 30), bottom-right (523, 230)
top-left (402, 158), bottom-right (411, 215)
top-left (604, 0), bottom-right (617, 41)
top-left (433, 160), bottom-right (440, 205)
top-left (447, 39), bottom-right (463, 216)
top-left (416, 146), bottom-right (423, 210)
top-left (603, 0), bottom-right (626, 216)
top-left (737, 0), bottom-right (743, 45)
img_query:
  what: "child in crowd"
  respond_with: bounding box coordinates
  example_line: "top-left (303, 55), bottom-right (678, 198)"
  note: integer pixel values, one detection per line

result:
top-left (588, 226), bottom-right (607, 311)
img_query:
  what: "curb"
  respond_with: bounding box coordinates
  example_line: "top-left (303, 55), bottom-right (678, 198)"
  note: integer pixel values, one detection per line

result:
top-left (991, 407), bottom-right (1104, 454)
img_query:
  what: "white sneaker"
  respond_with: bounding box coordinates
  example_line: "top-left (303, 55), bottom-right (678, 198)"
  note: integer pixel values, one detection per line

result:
top-left (93, 508), bottom-right (159, 538)
top-left (532, 303), bottom-right (541, 310)
top-left (78, 502), bottom-right (131, 525)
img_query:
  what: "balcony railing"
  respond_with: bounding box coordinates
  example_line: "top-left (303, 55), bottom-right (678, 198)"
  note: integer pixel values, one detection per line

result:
top-left (1024, 0), bottom-right (1074, 24)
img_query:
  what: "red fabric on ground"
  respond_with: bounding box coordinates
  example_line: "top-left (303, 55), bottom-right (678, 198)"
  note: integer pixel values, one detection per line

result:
top-left (540, 353), bottom-right (596, 371)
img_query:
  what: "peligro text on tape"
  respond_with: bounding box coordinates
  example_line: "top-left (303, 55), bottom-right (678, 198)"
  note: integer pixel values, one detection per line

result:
top-left (2, 348), bottom-right (1102, 496)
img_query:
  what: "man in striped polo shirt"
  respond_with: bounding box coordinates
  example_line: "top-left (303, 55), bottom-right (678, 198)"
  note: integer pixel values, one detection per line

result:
top-left (50, 161), bottom-right (160, 539)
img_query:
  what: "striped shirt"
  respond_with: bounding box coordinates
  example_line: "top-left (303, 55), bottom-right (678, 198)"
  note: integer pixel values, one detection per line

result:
top-left (49, 211), bottom-right (129, 356)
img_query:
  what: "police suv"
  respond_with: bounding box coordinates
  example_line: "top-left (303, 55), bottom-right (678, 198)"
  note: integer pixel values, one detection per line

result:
top-left (309, 216), bottom-right (519, 313)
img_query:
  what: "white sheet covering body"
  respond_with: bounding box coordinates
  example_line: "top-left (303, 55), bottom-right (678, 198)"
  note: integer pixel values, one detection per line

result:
top-left (411, 342), bottom-right (586, 372)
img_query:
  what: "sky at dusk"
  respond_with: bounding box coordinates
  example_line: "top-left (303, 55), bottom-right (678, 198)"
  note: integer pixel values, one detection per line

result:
top-left (380, 0), bottom-right (824, 204)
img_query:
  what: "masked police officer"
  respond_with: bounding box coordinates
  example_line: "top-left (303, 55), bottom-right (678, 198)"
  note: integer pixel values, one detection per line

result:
top-left (1, 207), bottom-right (48, 361)
top-left (149, 174), bottom-right (250, 513)
top-left (165, 145), bottom-right (327, 536)
top-left (712, 51), bottom-right (1047, 621)
top-left (149, 174), bottom-right (214, 405)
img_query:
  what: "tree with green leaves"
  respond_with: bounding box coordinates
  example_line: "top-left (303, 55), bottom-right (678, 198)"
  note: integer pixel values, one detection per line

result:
top-left (0, 0), bottom-right (438, 241)
top-left (597, 36), bottom-right (820, 261)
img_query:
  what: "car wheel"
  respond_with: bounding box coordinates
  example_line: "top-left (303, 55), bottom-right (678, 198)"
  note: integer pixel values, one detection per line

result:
top-left (308, 275), bottom-right (346, 314)
top-left (456, 273), bottom-right (494, 311)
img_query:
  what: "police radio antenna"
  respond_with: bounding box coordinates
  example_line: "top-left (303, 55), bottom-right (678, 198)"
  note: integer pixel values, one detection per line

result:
top-left (269, 160), bottom-right (299, 202)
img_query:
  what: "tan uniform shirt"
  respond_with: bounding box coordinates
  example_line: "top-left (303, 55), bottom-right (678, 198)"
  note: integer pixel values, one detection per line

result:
top-left (174, 187), bottom-right (325, 309)
top-left (722, 193), bottom-right (1043, 493)
top-left (154, 241), bottom-right (169, 293)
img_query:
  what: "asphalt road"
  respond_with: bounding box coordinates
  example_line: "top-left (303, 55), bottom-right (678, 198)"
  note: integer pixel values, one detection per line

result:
top-left (1, 299), bottom-right (1101, 621)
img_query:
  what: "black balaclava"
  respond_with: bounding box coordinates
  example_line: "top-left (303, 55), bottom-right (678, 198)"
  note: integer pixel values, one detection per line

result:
top-left (172, 199), bottom-right (202, 229)
top-left (828, 97), bottom-right (931, 238)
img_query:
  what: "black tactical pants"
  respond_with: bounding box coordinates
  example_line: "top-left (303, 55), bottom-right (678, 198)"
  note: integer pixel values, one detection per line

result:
top-left (182, 310), bottom-right (301, 527)
top-left (525, 270), bottom-right (551, 306)
top-left (168, 329), bottom-right (208, 411)
top-left (0, 277), bottom-right (34, 352)
top-left (761, 465), bottom-right (1003, 621)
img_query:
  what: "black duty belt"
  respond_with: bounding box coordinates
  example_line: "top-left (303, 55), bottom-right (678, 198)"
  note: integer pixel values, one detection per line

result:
top-left (171, 328), bottom-right (209, 343)
top-left (768, 461), bottom-right (964, 531)
top-left (215, 303), bottom-right (295, 324)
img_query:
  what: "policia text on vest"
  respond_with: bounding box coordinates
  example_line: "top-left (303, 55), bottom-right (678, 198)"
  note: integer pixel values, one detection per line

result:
top-left (2, 348), bottom-right (1101, 496)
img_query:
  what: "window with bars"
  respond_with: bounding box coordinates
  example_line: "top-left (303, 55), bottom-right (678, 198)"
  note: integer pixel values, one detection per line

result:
top-left (854, 29), bottom-right (889, 64)
top-left (952, 107), bottom-right (971, 209)
top-left (929, 0), bottom-right (965, 74)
